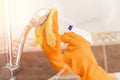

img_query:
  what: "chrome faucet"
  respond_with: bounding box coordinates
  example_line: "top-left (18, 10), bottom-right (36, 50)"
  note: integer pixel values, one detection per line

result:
top-left (0, 8), bottom-right (50, 80)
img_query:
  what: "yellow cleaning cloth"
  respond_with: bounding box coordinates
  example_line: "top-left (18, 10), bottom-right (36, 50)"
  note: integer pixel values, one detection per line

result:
top-left (35, 8), bottom-right (56, 48)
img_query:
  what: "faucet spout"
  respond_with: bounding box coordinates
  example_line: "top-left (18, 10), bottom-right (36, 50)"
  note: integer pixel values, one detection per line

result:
top-left (15, 26), bottom-right (32, 65)
top-left (15, 8), bottom-right (50, 65)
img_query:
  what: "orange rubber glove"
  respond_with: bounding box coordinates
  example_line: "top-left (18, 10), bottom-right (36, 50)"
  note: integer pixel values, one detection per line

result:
top-left (35, 8), bottom-right (71, 73)
top-left (61, 32), bottom-right (114, 80)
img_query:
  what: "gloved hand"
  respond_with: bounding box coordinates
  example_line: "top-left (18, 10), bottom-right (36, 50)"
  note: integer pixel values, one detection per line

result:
top-left (35, 8), bottom-right (71, 73)
top-left (61, 32), bottom-right (114, 80)
top-left (35, 8), bottom-right (80, 80)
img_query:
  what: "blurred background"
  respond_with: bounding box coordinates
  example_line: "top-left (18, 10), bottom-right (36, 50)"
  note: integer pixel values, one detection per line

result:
top-left (0, 0), bottom-right (120, 80)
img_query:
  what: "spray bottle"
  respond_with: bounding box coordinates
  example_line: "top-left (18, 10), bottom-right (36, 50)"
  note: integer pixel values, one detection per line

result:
top-left (67, 25), bottom-right (93, 44)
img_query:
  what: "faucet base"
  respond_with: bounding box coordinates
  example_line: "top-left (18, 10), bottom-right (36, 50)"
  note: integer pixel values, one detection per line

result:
top-left (0, 65), bottom-right (20, 80)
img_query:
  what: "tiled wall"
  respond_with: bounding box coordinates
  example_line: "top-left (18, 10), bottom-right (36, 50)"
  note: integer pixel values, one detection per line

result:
top-left (0, 45), bottom-right (120, 79)
top-left (0, 51), bottom-right (56, 80)
top-left (92, 45), bottom-right (120, 73)
top-left (91, 31), bottom-right (120, 73)
top-left (0, 31), bottom-right (120, 52)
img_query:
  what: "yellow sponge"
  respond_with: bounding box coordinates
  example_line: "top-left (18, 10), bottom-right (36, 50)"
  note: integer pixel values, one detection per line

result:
top-left (35, 8), bottom-right (57, 48)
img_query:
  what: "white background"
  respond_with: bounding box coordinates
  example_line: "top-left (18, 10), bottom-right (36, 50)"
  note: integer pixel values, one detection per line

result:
top-left (0, 0), bottom-right (120, 39)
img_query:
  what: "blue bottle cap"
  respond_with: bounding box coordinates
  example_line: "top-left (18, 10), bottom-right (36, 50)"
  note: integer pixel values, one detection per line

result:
top-left (68, 25), bottom-right (73, 31)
